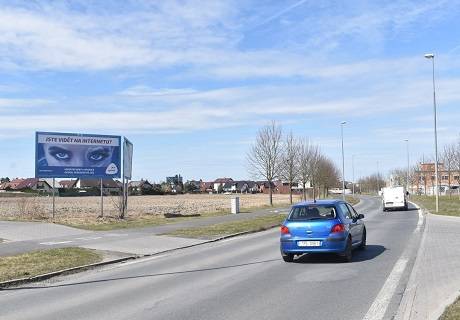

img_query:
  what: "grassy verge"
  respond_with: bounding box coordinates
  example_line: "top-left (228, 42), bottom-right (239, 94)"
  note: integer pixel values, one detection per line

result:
top-left (440, 295), bottom-right (460, 320)
top-left (0, 247), bottom-right (102, 282)
top-left (411, 195), bottom-right (460, 217)
top-left (164, 214), bottom-right (287, 239)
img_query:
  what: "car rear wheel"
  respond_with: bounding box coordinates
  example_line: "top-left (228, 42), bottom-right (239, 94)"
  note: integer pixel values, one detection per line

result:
top-left (282, 252), bottom-right (294, 263)
top-left (340, 238), bottom-right (352, 263)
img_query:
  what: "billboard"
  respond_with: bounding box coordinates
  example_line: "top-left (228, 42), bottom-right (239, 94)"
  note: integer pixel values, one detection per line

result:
top-left (35, 132), bottom-right (121, 178)
top-left (123, 137), bottom-right (133, 180)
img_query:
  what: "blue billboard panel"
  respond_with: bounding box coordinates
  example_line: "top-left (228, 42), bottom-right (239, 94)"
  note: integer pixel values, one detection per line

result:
top-left (35, 132), bottom-right (121, 178)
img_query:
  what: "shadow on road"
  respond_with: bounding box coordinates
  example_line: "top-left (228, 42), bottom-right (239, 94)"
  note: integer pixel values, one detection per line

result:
top-left (1, 258), bottom-right (281, 291)
top-left (293, 244), bottom-right (386, 264)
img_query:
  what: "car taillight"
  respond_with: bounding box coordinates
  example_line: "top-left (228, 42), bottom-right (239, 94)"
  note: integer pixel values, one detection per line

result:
top-left (281, 225), bottom-right (290, 235)
top-left (331, 223), bottom-right (345, 233)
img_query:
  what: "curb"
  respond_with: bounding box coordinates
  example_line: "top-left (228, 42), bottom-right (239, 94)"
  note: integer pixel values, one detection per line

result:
top-left (0, 223), bottom-right (282, 289)
top-left (394, 202), bottom-right (427, 320)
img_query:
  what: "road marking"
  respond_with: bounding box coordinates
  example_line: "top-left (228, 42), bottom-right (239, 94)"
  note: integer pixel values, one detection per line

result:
top-left (74, 236), bottom-right (102, 241)
top-left (104, 233), bottom-right (129, 237)
top-left (414, 207), bottom-right (423, 233)
top-left (39, 240), bottom-right (73, 245)
top-left (363, 257), bottom-right (409, 320)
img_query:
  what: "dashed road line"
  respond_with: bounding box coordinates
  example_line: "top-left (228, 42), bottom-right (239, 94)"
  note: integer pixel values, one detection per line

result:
top-left (39, 241), bottom-right (73, 246)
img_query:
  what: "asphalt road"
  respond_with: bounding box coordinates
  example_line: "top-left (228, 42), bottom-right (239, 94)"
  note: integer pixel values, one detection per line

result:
top-left (0, 196), bottom-right (421, 320)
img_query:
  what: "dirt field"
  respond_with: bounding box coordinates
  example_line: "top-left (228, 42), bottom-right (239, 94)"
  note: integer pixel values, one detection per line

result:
top-left (0, 193), bottom-right (300, 223)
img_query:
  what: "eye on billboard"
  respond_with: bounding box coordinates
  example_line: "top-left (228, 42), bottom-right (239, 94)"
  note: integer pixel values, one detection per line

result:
top-left (35, 132), bottom-right (121, 178)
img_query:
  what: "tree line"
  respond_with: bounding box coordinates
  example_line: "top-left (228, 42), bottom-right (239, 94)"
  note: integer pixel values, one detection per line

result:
top-left (247, 121), bottom-right (341, 205)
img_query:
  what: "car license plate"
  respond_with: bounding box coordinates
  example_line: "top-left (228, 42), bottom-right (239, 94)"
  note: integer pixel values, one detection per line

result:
top-left (298, 241), bottom-right (321, 247)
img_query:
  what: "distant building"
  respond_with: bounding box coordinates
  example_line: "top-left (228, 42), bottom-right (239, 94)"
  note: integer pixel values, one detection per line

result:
top-left (74, 179), bottom-right (121, 195)
top-left (166, 174), bottom-right (183, 186)
top-left (414, 162), bottom-right (460, 195)
top-left (128, 179), bottom-right (154, 195)
top-left (213, 178), bottom-right (233, 193)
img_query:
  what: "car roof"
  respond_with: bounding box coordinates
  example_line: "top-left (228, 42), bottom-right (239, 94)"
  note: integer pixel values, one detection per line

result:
top-left (292, 199), bottom-right (343, 207)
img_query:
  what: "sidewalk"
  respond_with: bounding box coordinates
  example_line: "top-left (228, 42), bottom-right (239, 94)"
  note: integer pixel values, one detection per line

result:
top-left (396, 213), bottom-right (460, 320)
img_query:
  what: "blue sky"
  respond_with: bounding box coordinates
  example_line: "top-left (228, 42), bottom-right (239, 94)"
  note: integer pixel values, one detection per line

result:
top-left (1, 0), bottom-right (460, 182)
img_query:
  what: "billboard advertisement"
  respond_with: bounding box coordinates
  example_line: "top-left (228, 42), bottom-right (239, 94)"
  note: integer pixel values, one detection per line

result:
top-left (123, 137), bottom-right (133, 180)
top-left (35, 132), bottom-right (121, 178)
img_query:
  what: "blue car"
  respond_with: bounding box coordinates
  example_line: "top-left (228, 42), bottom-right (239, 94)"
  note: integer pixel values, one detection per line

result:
top-left (280, 199), bottom-right (366, 263)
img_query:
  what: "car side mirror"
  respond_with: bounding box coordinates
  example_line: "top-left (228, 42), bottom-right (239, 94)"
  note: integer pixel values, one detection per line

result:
top-left (358, 214), bottom-right (365, 219)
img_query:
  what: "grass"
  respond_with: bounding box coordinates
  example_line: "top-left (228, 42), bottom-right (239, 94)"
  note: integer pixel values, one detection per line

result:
top-left (164, 214), bottom-right (287, 239)
top-left (0, 247), bottom-right (102, 282)
top-left (440, 295), bottom-right (460, 320)
top-left (411, 195), bottom-right (460, 217)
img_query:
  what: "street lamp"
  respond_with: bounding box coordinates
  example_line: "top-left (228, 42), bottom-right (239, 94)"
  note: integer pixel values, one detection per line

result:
top-left (404, 139), bottom-right (410, 193)
top-left (425, 53), bottom-right (439, 213)
top-left (341, 121), bottom-right (346, 200)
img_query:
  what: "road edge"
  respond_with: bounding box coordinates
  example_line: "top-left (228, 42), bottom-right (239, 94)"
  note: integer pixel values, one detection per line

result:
top-left (394, 202), bottom-right (428, 320)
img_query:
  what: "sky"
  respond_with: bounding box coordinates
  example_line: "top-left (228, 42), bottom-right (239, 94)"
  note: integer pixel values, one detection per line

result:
top-left (0, 0), bottom-right (460, 183)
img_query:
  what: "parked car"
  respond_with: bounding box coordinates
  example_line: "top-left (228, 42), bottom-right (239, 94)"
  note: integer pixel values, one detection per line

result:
top-left (280, 199), bottom-right (366, 263)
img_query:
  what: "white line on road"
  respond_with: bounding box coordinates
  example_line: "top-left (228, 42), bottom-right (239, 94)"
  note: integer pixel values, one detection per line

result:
top-left (363, 257), bottom-right (409, 320)
top-left (39, 241), bottom-right (73, 245)
top-left (414, 207), bottom-right (424, 233)
top-left (74, 237), bottom-right (102, 241)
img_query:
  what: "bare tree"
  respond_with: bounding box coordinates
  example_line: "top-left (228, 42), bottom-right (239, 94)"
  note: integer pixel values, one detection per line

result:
top-left (280, 132), bottom-right (299, 204)
top-left (247, 121), bottom-right (283, 206)
top-left (297, 138), bottom-right (314, 200)
top-left (442, 144), bottom-right (456, 198)
top-left (308, 146), bottom-right (322, 200)
top-left (317, 156), bottom-right (340, 198)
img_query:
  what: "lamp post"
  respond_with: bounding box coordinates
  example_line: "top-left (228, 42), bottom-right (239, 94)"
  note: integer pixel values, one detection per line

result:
top-left (341, 121), bottom-right (346, 200)
top-left (424, 53), bottom-right (439, 213)
top-left (404, 139), bottom-right (410, 193)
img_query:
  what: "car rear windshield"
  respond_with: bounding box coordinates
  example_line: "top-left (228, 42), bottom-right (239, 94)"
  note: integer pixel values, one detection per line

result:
top-left (287, 205), bottom-right (337, 221)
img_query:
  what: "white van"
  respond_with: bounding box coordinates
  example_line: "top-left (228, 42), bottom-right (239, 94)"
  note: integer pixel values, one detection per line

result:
top-left (382, 186), bottom-right (408, 211)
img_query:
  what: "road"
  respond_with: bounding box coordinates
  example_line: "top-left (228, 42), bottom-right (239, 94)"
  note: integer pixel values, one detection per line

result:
top-left (0, 196), bottom-right (422, 320)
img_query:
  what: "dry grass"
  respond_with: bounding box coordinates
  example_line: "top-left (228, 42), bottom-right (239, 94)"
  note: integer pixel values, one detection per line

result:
top-left (440, 295), bottom-right (460, 320)
top-left (0, 247), bottom-right (102, 282)
top-left (0, 193), bottom-right (301, 230)
top-left (165, 214), bottom-right (287, 239)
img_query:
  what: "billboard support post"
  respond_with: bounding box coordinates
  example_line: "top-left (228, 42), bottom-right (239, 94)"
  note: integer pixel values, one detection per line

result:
top-left (122, 137), bottom-right (133, 219)
top-left (52, 178), bottom-right (55, 220)
top-left (100, 178), bottom-right (104, 218)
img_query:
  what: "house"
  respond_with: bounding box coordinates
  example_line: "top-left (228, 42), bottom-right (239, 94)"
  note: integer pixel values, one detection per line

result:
top-left (15, 178), bottom-right (53, 192)
top-left (213, 178), bottom-right (233, 193)
top-left (200, 181), bottom-right (214, 193)
top-left (74, 178), bottom-right (121, 195)
top-left (59, 180), bottom-right (77, 189)
top-left (0, 178), bottom-right (25, 190)
top-left (128, 179), bottom-right (154, 195)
